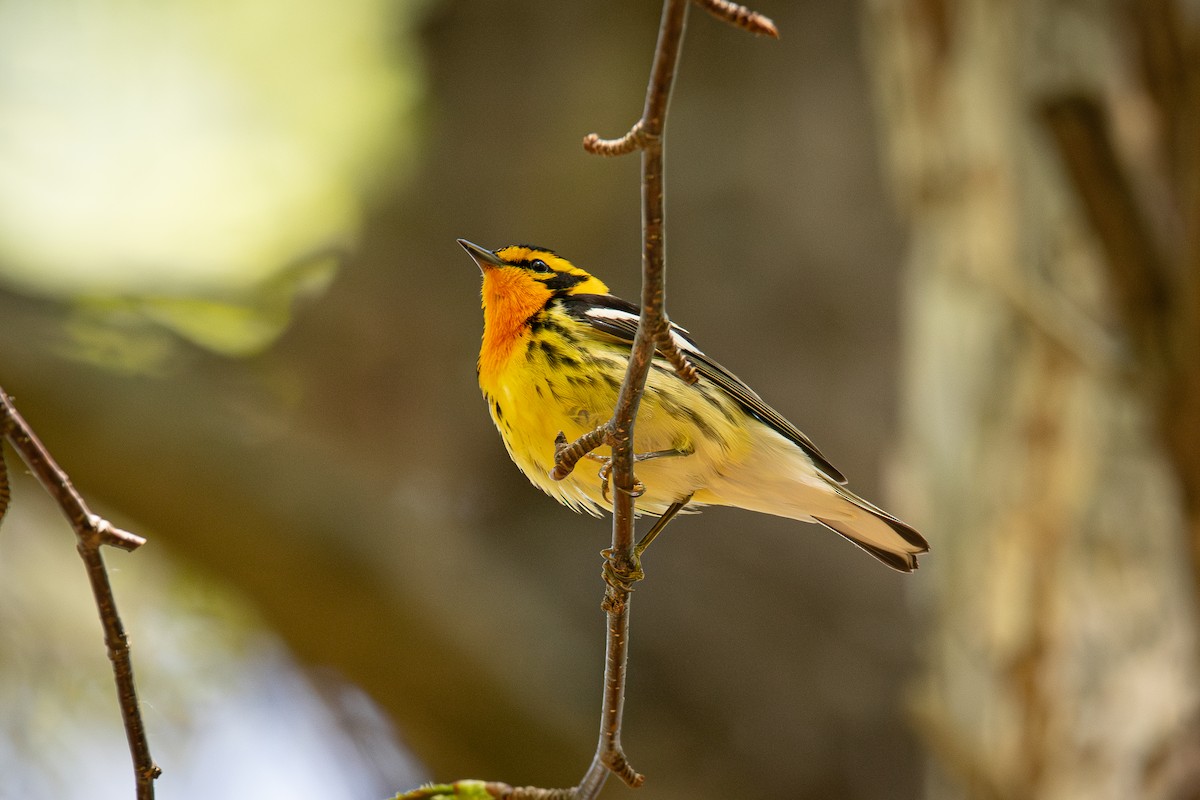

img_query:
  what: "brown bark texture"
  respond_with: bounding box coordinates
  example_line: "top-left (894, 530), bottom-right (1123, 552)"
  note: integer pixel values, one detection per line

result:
top-left (866, 0), bottom-right (1200, 798)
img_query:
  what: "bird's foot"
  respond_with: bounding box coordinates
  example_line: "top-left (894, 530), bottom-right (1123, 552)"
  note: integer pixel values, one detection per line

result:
top-left (586, 455), bottom-right (647, 504)
top-left (586, 445), bottom-right (694, 504)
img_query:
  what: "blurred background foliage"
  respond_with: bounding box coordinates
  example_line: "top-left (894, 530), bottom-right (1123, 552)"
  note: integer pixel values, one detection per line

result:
top-left (0, 1), bottom-right (919, 799)
top-left (0, 0), bottom-right (421, 355)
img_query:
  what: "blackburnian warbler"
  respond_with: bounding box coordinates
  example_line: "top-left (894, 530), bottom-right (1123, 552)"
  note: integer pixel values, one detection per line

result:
top-left (461, 239), bottom-right (928, 572)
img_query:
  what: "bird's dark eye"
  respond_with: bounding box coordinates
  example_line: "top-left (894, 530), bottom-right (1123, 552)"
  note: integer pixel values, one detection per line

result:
top-left (529, 259), bottom-right (552, 273)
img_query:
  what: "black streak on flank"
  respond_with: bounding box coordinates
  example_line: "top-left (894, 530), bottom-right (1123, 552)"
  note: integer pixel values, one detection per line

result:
top-left (540, 339), bottom-right (562, 366)
top-left (529, 314), bottom-right (577, 343)
top-left (698, 384), bottom-right (738, 423)
top-left (539, 339), bottom-right (580, 369)
top-left (681, 405), bottom-right (718, 443)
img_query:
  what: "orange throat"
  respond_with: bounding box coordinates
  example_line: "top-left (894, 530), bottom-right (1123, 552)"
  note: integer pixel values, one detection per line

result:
top-left (478, 267), bottom-right (553, 387)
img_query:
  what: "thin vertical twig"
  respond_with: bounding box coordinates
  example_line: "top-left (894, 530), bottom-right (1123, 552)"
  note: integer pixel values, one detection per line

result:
top-left (582, 0), bottom-right (691, 788)
top-left (556, 0), bottom-right (777, 795)
top-left (0, 387), bottom-right (160, 799)
top-left (405, 3), bottom-right (778, 798)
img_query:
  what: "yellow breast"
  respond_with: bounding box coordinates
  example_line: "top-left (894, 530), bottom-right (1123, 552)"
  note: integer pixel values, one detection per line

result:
top-left (480, 316), bottom-right (754, 516)
top-left (480, 313), bottom-right (621, 510)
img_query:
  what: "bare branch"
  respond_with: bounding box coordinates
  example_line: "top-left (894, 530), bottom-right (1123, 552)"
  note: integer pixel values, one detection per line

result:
top-left (693, 0), bottom-right (779, 39)
top-left (0, 386), bottom-right (160, 799)
top-left (573, 0), bottom-right (695, 789)
top-left (581, 121), bottom-right (645, 157)
top-left (567, 0), bottom-right (775, 793)
top-left (502, 787), bottom-right (576, 800)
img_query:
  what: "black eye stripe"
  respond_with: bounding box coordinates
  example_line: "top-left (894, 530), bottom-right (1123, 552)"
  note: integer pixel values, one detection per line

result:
top-left (510, 257), bottom-right (554, 273)
top-left (506, 256), bottom-right (585, 291)
top-left (544, 271), bottom-right (586, 292)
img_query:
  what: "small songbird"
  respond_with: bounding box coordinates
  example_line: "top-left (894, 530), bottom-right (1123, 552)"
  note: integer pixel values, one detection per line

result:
top-left (460, 239), bottom-right (928, 572)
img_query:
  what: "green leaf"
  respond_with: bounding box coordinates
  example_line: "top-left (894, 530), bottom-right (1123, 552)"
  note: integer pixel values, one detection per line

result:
top-left (393, 780), bottom-right (501, 800)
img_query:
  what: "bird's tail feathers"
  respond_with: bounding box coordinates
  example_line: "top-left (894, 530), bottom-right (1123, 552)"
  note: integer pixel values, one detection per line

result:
top-left (700, 432), bottom-right (928, 571)
top-left (813, 482), bottom-right (928, 573)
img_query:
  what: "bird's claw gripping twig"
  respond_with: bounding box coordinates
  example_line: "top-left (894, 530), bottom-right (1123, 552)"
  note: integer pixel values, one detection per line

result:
top-left (588, 444), bottom-right (695, 503)
top-left (589, 455), bottom-right (646, 504)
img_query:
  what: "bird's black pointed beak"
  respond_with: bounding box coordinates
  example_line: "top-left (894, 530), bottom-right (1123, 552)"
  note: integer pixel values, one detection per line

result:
top-left (458, 238), bottom-right (504, 272)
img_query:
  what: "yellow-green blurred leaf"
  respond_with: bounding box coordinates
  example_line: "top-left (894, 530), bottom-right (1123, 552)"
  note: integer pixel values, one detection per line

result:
top-left (0, 0), bottom-right (422, 355)
top-left (58, 248), bottom-right (342, 365)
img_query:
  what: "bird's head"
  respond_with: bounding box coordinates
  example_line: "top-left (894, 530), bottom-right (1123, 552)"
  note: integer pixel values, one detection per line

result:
top-left (458, 239), bottom-right (609, 323)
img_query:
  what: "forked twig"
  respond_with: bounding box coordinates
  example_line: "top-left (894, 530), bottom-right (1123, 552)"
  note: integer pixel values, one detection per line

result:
top-left (0, 387), bottom-right (160, 799)
top-left (582, 121), bottom-right (646, 157)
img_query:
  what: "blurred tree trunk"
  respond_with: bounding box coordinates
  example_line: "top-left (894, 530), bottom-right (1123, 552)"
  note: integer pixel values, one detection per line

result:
top-left (866, 1), bottom-right (1200, 798)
